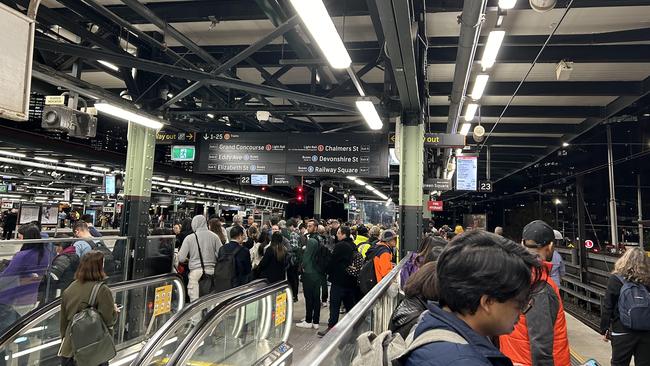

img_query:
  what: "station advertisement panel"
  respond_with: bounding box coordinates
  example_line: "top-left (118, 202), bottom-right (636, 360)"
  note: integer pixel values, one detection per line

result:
top-left (195, 132), bottom-right (389, 178)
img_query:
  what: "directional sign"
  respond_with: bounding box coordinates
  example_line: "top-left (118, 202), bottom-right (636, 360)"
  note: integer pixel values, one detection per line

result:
top-left (428, 200), bottom-right (443, 212)
top-left (585, 240), bottom-right (594, 249)
top-left (156, 131), bottom-right (196, 145)
top-left (423, 133), bottom-right (466, 148)
top-left (423, 179), bottom-right (452, 191)
top-left (171, 145), bottom-right (195, 161)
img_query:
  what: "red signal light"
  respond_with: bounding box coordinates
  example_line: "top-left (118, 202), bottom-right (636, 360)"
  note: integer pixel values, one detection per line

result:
top-left (297, 186), bottom-right (303, 193)
top-left (297, 194), bottom-right (304, 202)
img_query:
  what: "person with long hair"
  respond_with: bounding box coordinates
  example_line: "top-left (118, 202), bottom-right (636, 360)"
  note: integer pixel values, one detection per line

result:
top-left (59, 250), bottom-right (116, 366)
top-left (390, 261), bottom-right (439, 338)
top-left (0, 224), bottom-right (55, 332)
top-left (255, 232), bottom-right (287, 283)
top-left (600, 247), bottom-right (650, 366)
top-left (208, 218), bottom-right (227, 244)
top-left (400, 235), bottom-right (447, 287)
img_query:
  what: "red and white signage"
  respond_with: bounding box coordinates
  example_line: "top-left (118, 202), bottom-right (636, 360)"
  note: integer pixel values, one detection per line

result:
top-left (428, 200), bottom-right (443, 212)
top-left (584, 240), bottom-right (594, 249)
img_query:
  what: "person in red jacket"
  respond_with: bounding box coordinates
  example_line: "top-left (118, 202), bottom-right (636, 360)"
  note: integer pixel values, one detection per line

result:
top-left (500, 220), bottom-right (570, 366)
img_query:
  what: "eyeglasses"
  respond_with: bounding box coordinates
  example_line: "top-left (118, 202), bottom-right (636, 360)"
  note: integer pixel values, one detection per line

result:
top-left (521, 298), bottom-right (534, 315)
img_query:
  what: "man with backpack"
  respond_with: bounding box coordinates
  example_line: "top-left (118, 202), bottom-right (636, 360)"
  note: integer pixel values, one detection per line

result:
top-left (296, 220), bottom-right (324, 330)
top-left (215, 225), bottom-right (251, 291)
top-left (72, 221), bottom-right (118, 280)
top-left (318, 225), bottom-right (358, 337)
top-left (499, 220), bottom-right (570, 366)
top-left (359, 230), bottom-right (397, 294)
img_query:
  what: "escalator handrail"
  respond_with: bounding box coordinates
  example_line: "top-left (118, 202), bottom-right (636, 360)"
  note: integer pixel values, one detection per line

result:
top-left (0, 273), bottom-right (185, 345)
top-left (131, 278), bottom-right (269, 366)
top-left (295, 255), bottom-right (410, 366)
top-left (167, 280), bottom-right (292, 366)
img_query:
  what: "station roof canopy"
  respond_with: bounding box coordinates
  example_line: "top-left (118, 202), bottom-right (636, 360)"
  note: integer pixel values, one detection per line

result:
top-left (4, 0), bottom-right (650, 188)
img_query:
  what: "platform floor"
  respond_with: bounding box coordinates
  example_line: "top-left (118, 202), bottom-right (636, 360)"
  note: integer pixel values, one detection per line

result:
top-left (288, 283), bottom-right (328, 362)
top-left (566, 312), bottom-right (619, 366)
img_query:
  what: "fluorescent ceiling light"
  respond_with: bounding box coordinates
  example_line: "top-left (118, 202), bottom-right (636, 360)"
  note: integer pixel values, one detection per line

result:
top-left (354, 179), bottom-right (366, 186)
top-left (355, 99), bottom-right (383, 130)
top-left (289, 0), bottom-right (351, 69)
top-left (562, 142), bottom-right (570, 147)
top-left (481, 31), bottom-right (506, 70)
top-left (91, 166), bottom-right (110, 172)
top-left (34, 157), bottom-right (58, 163)
top-left (346, 176), bottom-right (356, 181)
top-left (95, 103), bottom-right (164, 130)
top-left (206, 113), bottom-right (215, 119)
top-left (470, 74), bottom-right (489, 100)
top-left (459, 123), bottom-right (472, 136)
top-left (464, 103), bottom-right (479, 122)
top-left (498, 0), bottom-right (517, 9)
top-left (98, 60), bottom-right (119, 72)
top-left (168, 179), bottom-right (180, 184)
top-left (65, 161), bottom-right (86, 168)
top-left (365, 185), bottom-right (374, 191)
top-left (0, 150), bottom-right (26, 158)
top-left (152, 176), bottom-right (166, 181)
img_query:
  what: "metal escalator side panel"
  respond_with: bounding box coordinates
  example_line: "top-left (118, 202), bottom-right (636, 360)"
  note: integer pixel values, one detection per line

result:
top-left (131, 279), bottom-right (269, 366)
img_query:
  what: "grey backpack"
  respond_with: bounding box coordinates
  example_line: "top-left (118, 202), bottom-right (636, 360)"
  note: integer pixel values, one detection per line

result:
top-left (352, 328), bottom-right (468, 366)
top-left (66, 282), bottom-right (116, 365)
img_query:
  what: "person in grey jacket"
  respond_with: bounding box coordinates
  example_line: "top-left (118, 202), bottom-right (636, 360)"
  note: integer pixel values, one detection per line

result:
top-left (178, 215), bottom-right (222, 301)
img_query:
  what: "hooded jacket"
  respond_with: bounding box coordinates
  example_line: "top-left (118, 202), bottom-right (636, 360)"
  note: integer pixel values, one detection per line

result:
top-left (499, 262), bottom-right (570, 366)
top-left (178, 215), bottom-right (222, 272)
top-left (405, 303), bottom-right (513, 366)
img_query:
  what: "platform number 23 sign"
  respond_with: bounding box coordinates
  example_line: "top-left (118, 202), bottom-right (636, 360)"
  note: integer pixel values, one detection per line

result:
top-left (479, 181), bottom-right (493, 193)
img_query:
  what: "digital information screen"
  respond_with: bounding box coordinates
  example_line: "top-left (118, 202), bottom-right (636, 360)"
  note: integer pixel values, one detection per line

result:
top-left (251, 174), bottom-right (269, 186)
top-left (105, 175), bottom-right (116, 195)
top-left (456, 156), bottom-right (478, 191)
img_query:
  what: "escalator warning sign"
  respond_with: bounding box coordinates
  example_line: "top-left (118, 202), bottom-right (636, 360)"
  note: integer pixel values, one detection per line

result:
top-left (154, 285), bottom-right (173, 316)
top-left (275, 293), bottom-right (287, 326)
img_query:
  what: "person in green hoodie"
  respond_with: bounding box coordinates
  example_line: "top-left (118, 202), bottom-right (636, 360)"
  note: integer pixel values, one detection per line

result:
top-left (296, 219), bottom-right (324, 330)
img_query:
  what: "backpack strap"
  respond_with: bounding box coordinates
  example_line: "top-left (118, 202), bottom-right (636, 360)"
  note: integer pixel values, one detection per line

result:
top-left (88, 282), bottom-right (103, 308)
top-left (404, 329), bottom-right (468, 354)
top-left (194, 233), bottom-right (206, 272)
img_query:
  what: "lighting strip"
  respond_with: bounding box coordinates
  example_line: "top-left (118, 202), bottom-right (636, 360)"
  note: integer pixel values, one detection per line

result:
top-left (0, 157), bottom-right (104, 177)
top-left (0, 150), bottom-right (27, 158)
top-left (154, 181), bottom-right (288, 204)
top-left (345, 176), bottom-right (390, 201)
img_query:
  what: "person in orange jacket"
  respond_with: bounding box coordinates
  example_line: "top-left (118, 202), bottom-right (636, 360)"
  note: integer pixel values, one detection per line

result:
top-left (372, 230), bottom-right (397, 283)
top-left (499, 220), bottom-right (571, 366)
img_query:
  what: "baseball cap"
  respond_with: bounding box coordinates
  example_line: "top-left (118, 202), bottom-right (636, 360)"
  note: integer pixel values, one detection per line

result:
top-left (522, 220), bottom-right (555, 247)
top-left (381, 229), bottom-right (398, 242)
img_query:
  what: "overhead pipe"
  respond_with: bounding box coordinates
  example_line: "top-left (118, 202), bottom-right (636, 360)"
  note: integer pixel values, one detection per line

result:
top-left (442, 0), bottom-right (488, 177)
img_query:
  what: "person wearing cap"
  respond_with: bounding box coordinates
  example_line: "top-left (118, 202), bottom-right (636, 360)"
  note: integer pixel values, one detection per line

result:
top-left (367, 229), bottom-right (398, 284)
top-left (499, 220), bottom-right (570, 366)
top-left (550, 230), bottom-right (566, 287)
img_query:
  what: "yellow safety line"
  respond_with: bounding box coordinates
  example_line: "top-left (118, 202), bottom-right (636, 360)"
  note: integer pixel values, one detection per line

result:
top-left (570, 347), bottom-right (587, 364)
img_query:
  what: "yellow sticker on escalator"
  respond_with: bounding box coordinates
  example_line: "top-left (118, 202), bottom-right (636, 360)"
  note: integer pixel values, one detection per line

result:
top-left (275, 292), bottom-right (287, 326)
top-left (153, 284), bottom-right (173, 316)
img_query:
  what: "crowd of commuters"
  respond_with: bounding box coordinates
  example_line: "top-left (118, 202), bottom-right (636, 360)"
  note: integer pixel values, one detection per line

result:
top-left (2, 207), bottom-right (650, 366)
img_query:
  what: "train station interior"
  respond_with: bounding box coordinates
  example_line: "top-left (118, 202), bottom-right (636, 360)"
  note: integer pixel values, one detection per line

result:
top-left (0, 0), bottom-right (649, 365)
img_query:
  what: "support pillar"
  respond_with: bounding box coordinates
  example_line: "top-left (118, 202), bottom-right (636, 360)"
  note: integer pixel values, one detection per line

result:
top-left (120, 121), bottom-right (156, 279)
top-left (606, 125), bottom-right (619, 248)
top-left (399, 116), bottom-right (424, 258)
top-left (638, 174), bottom-right (644, 248)
top-left (313, 183), bottom-right (322, 220)
top-left (576, 175), bottom-right (588, 284)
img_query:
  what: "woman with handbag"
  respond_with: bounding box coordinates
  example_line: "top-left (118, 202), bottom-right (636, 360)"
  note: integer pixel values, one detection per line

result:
top-left (177, 215), bottom-right (222, 301)
top-left (59, 250), bottom-right (116, 366)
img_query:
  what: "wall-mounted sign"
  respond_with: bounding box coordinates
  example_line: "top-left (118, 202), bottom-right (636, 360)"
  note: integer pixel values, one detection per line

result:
top-left (44, 95), bottom-right (65, 105)
top-left (272, 175), bottom-right (293, 186)
top-left (456, 156), bottom-right (478, 191)
top-left (156, 131), bottom-right (196, 145)
top-left (19, 204), bottom-right (41, 224)
top-left (195, 132), bottom-right (389, 177)
top-left (585, 240), bottom-right (594, 249)
top-left (423, 179), bottom-right (452, 191)
top-left (105, 175), bottom-right (116, 195)
top-left (478, 180), bottom-right (493, 193)
top-left (0, 184), bottom-right (7, 193)
top-left (423, 133), bottom-right (466, 148)
top-left (171, 145), bottom-right (196, 161)
top-left (428, 200), bottom-right (443, 212)
top-left (251, 174), bottom-right (269, 186)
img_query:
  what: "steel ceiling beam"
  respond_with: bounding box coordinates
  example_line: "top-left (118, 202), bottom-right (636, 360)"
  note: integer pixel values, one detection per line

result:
top-left (427, 122), bottom-right (578, 134)
top-left (34, 37), bottom-right (358, 113)
top-left (429, 105), bottom-right (605, 118)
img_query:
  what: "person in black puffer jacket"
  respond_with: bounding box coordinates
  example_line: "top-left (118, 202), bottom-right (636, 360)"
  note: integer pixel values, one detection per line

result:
top-left (389, 261), bottom-right (439, 338)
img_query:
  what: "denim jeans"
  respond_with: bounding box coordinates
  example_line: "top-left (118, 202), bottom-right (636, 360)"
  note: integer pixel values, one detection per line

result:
top-left (328, 285), bottom-right (356, 328)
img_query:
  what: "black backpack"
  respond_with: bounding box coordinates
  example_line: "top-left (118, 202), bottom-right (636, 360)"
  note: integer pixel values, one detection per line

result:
top-left (213, 245), bottom-right (243, 292)
top-left (359, 246), bottom-right (389, 294)
top-left (311, 235), bottom-right (331, 273)
top-left (85, 240), bottom-right (117, 279)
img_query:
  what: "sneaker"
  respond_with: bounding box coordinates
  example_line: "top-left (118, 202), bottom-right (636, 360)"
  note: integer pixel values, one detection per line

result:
top-left (321, 301), bottom-right (328, 307)
top-left (317, 327), bottom-right (332, 337)
top-left (312, 323), bottom-right (320, 330)
top-left (295, 321), bottom-right (313, 329)
top-left (340, 308), bottom-right (346, 314)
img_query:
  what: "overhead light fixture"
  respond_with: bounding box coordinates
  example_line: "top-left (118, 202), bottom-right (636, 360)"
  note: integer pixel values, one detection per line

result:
top-left (459, 123), bottom-right (472, 136)
top-left (481, 30), bottom-right (506, 70)
top-left (98, 60), bottom-right (119, 72)
top-left (464, 103), bottom-right (479, 122)
top-left (91, 166), bottom-right (110, 172)
top-left (95, 102), bottom-right (164, 130)
top-left (65, 161), bottom-right (86, 168)
top-left (34, 157), bottom-right (58, 163)
top-left (498, 0), bottom-right (517, 9)
top-left (0, 150), bottom-right (26, 158)
top-left (355, 99), bottom-right (383, 130)
top-left (167, 93), bottom-right (174, 99)
top-left (554, 198), bottom-right (561, 205)
top-left (470, 75), bottom-right (489, 100)
top-left (562, 142), bottom-right (570, 147)
top-left (346, 176), bottom-right (356, 181)
top-left (288, 0), bottom-right (351, 69)
top-left (168, 179), bottom-right (180, 184)
top-left (496, 14), bottom-right (505, 27)
top-left (354, 178), bottom-right (366, 186)
top-left (206, 113), bottom-right (215, 119)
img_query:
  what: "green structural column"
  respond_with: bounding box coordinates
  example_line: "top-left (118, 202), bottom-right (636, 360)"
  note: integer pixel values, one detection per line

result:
top-left (121, 121), bottom-right (156, 280)
top-left (399, 116), bottom-right (424, 258)
top-left (313, 183), bottom-right (322, 220)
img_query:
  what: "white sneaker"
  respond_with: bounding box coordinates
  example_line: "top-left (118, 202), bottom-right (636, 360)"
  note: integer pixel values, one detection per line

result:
top-left (296, 321), bottom-right (312, 329)
top-left (312, 323), bottom-right (320, 330)
top-left (321, 302), bottom-right (328, 307)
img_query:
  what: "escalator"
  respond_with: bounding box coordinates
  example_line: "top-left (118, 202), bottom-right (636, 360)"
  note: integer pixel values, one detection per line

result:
top-left (133, 281), bottom-right (294, 366)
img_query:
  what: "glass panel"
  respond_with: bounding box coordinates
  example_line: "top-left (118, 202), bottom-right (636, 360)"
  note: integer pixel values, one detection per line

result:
top-left (0, 276), bottom-right (184, 366)
top-left (178, 287), bottom-right (292, 366)
top-left (0, 236), bottom-right (130, 334)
